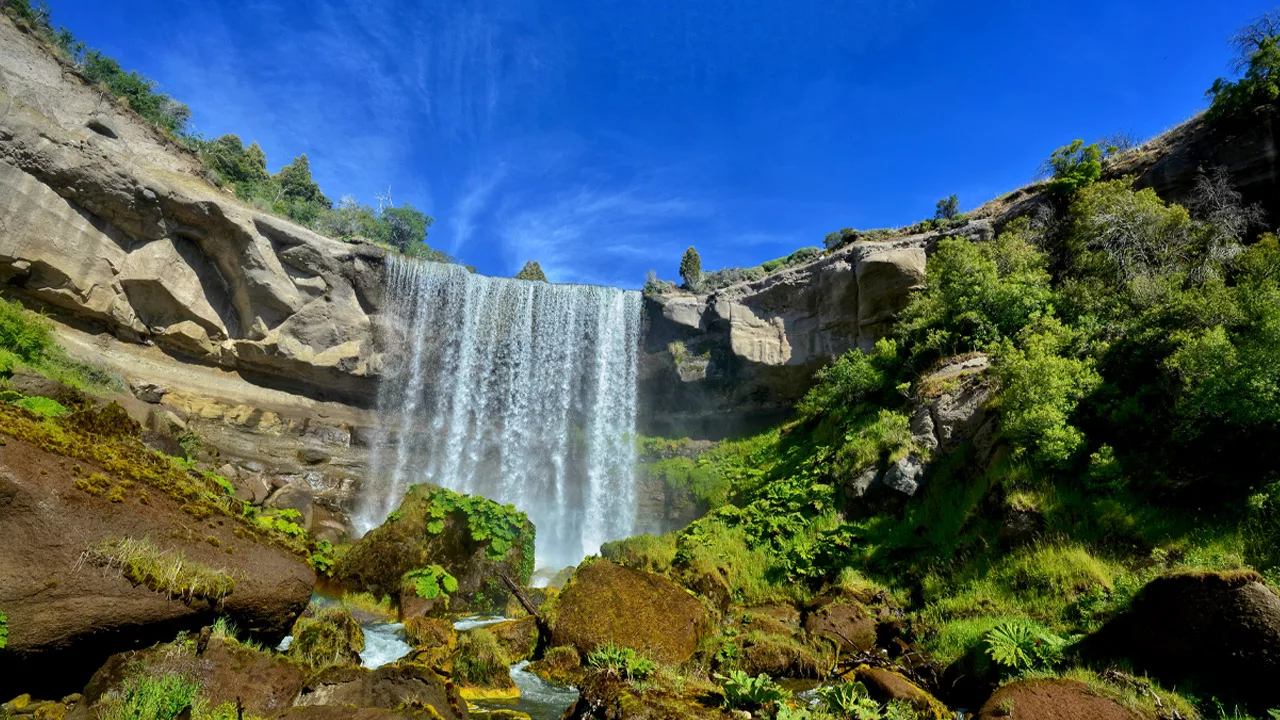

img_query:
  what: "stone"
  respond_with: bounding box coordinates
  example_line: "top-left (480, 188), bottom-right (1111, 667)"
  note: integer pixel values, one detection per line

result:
top-left (856, 247), bottom-right (927, 329)
top-left (0, 434), bottom-right (313, 699)
top-left (1085, 569), bottom-right (1280, 709)
top-left (854, 666), bottom-right (950, 720)
top-left (214, 463), bottom-right (240, 481)
top-left (977, 679), bottom-right (1141, 720)
top-left (292, 665), bottom-right (465, 719)
top-left (266, 479), bottom-right (316, 528)
top-left (298, 446), bottom-right (332, 464)
top-left (882, 456), bottom-right (925, 496)
top-left (334, 484), bottom-right (534, 615)
top-left (487, 616), bottom-right (540, 663)
top-left (70, 637), bottom-right (307, 720)
top-left (551, 559), bottom-right (711, 665)
top-left (128, 380), bottom-right (167, 403)
top-left (287, 607), bottom-right (365, 668)
top-left (233, 472), bottom-right (272, 505)
top-left (802, 595), bottom-right (877, 653)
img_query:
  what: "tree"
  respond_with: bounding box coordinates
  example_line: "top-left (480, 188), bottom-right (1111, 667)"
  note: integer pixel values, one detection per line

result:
top-left (680, 247), bottom-right (702, 290)
top-left (824, 228), bottom-right (859, 250)
top-left (199, 134), bottom-right (269, 186)
top-left (1208, 17), bottom-right (1280, 123)
top-left (374, 203), bottom-right (432, 252)
top-left (274, 154), bottom-right (331, 208)
top-left (515, 261), bottom-right (548, 282)
top-left (935, 194), bottom-right (960, 221)
top-left (1044, 140), bottom-right (1103, 196)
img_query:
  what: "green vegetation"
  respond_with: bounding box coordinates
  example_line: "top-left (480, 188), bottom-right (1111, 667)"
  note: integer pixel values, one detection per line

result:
top-left (632, 156), bottom-right (1278, 718)
top-left (515, 260), bottom-right (549, 282)
top-left (717, 670), bottom-right (789, 711)
top-left (418, 485), bottom-right (536, 580)
top-left (82, 537), bottom-right (235, 604)
top-left (287, 605), bottom-right (365, 668)
top-left (1044, 139), bottom-right (1103, 196)
top-left (0, 609), bottom-right (7, 649)
top-left (403, 564), bottom-right (459, 600)
top-left (935, 194), bottom-right (960, 221)
top-left (0, 295), bottom-right (125, 395)
top-left (95, 668), bottom-right (255, 720)
top-left (586, 643), bottom-right (658, 681)
top-left (680, 246), bottom-right (703, 290)
top-left (453, 629), bottom-right (510, 686)
top-left (11, 395), bottom-right (69, 417)
top-left (1208, 12), bottom-right (1280, 122)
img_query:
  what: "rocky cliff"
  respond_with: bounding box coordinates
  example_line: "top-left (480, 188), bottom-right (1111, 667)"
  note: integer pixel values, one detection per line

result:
top-left (0, 16), bottom-right (385, 405)
top-left (639, 222), bottom-right (992, 438)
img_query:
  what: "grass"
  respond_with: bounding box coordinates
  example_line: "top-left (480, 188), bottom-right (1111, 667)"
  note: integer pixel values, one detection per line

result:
top-left (0, 295), bottom-right (126, 396)
top-left (453, 629), bottom-right (511, 687)
top-left (95, 668), bottom-right (265, 720)
top-left (81, 537), bottom-right (235, 604)
top-left (601, 533), bottom-right (678, 574)
top-left (339, 591), bottom-right (398, 622)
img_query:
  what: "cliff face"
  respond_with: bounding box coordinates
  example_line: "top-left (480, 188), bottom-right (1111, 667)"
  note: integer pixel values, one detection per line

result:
top-left (0, 17), bottom-right (385, 405)
top-left (639, 223), bottom-right (992, 438)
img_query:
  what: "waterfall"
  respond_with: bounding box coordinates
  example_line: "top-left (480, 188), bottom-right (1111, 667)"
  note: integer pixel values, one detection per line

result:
top-left (358, 256), bottom-right (643, 568)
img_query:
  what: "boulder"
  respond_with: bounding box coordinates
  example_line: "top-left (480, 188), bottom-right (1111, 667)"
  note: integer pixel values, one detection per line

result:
top-left (266, 478), bottom-right (317, 529)
top-left (527, 645), bottom-right (584, 687)
top-left (335, 484), bottom-right (534, 615)
top-left (802, 595), bottom-right (877, 653)
top-left (854, 666), bottom-right (950, 720)
top-left (234, 471), bottom-right (273, 505)
top-left (128, 380), bottom-right (167, 404)
top-left (487, 616), bottom-right (540, 663)
top-left (550, 559), bottom-right (711, 665)
top-left (1086, 569), bottom-right (1280, 710)
top-left (287, 606), bottom-right (366, 668)
top-left (69, 636), bottom-right (306, 720)
top-left (564, 672), bottom-right (723, 720)
top-left (976, 679), bottom-right (1142, 720)
top-left (451, 628), bottom-right (519, 700)
top-left (0, 431), bottom-right (313, 699)
top-left (402, 616), bottom-right (457, 668)
top-left (294, 665), bottom-right (465, 719)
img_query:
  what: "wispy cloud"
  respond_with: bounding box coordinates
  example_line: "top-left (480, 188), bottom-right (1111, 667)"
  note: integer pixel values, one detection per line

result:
top-left (449, 161), bottom-right (509, 255)
top-left (496, 183), bottom-right (709, 288)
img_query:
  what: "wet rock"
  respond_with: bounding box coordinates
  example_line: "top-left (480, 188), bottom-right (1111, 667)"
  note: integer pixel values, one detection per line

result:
top-left (802, 595), bottom-right (877, 653)
top-left (564, 672), bottom-right (723, 720)
top-left (294, 664), bottom-right (465, 719)
top-left (551, 559), bottom-right (711, 665)
top-left (287, 606), bottom-right (365, 668)
top-left (527, 645), bottom-right (584, 687)
top-left (854, 666), bottom-right (950, 720)
top-left (487, 616), bottom-right (540, 663)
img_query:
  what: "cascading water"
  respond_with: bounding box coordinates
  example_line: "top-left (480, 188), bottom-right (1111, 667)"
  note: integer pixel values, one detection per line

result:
top-left (358, 256), bottom-right (643, 568)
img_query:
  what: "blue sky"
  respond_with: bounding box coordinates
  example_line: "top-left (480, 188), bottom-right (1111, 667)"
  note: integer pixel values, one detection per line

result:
top-left (49, 0), bottom-right (1270, 287)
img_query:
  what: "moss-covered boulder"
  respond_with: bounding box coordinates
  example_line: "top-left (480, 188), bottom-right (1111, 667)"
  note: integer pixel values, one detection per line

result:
top-left (1085, 569), bottom-right (1280, 711)
top-left (801, 594), bottom-right (877, 653)
top-left (335, 484), bottom-right (535, 616)
top-left (294, 664), bottom-right (466, 719)
top-left (451, 628), bottom-right (518, 700)
top-left (527, 645), bottom-right (584, 687)
top-left (977, 679), bottom-right (1144, 720)
top-left (69, 635), bottom-right (306, 720)
top-left (287, 606), bottom-right (365, 668)
top-left (854, 666), bottom-right (950, 720)
top-left (404, 616), bottom-right (457, 650)
top-left (702, 607), bottom-right (831, 678)
top-left (488, 616), bottom-right (540, 663)
top-left (563, 672), bottom-right (723, 720)
top-left (550, 559), bottom-right (712, 665)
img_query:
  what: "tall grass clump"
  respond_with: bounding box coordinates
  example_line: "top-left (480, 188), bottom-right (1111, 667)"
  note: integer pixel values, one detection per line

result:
top-left (81, 537), bottom-right (235, 604)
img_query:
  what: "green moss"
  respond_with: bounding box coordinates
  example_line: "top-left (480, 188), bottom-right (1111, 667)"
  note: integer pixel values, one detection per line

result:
top-left (601, 533), bottom-right (677, 574)
top-left (83, 536), bottom-right (235, 603)
top-left (287, 606), bottom-right (365, 668)
top-left (453, 629), bottom-right (511, 687)
top-left (0, 608), bottom-right (7, 649)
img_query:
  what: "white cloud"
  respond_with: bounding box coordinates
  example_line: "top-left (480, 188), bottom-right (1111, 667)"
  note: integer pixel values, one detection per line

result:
top-left (449, 162), bottom-right (509, 255)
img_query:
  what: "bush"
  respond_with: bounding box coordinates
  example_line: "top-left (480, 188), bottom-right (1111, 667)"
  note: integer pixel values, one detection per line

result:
top-left (797, 339), bottom-right (899, 423)
top-left (1045, 140), bottom-right (1103, 196)
top-left (98, 673), bottom-right (200, 720)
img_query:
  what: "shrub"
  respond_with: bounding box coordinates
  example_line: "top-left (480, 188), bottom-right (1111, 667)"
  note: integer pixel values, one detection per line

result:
top-left (680, 247), bottom-right (703, 290)
top-left (825, 227), bottom-right (860, 249)
top-left (97, 673), bottom-right (200, 720)
top-left (586, 643), bottom-right (657, 681)
top-left (797, 339), bottom-right (898, 423)
top-left (1045, 140), bottom-right (1103, 196)
top-left (816, 681), bottom-right (889, 720)
top-left (717, 669), bottom-right (790, 711)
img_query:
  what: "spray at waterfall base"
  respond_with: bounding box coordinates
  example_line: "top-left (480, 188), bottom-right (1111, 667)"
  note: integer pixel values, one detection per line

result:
top-left (358, 258), bottom-right (643, 569)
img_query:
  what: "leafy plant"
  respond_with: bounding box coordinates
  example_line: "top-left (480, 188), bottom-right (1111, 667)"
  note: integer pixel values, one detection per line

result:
top-left (11, 395), bottom-right (69, 418)
top-left (1045, 139), bottom-right (1103, 196)
top-left (403, 565), bottom-right (458, 600)
top-left (310, 539), bottom-right (337, 575)
top-left (0, 609), bottom-right (7, 649)
top-left (586, 643), bottom-right (657, 681)
top-left (717, 669), bottom-right (790, 710)
top-left (983, 620), bottom-right (1066, 675)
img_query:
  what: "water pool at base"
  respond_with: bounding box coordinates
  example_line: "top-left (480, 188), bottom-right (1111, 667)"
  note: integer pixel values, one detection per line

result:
top-left (472, 660), bottom-right (579, 720)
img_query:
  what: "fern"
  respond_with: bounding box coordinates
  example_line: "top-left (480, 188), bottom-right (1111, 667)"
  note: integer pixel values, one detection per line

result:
top-left (984, 620), bottom-right (1066, 674)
